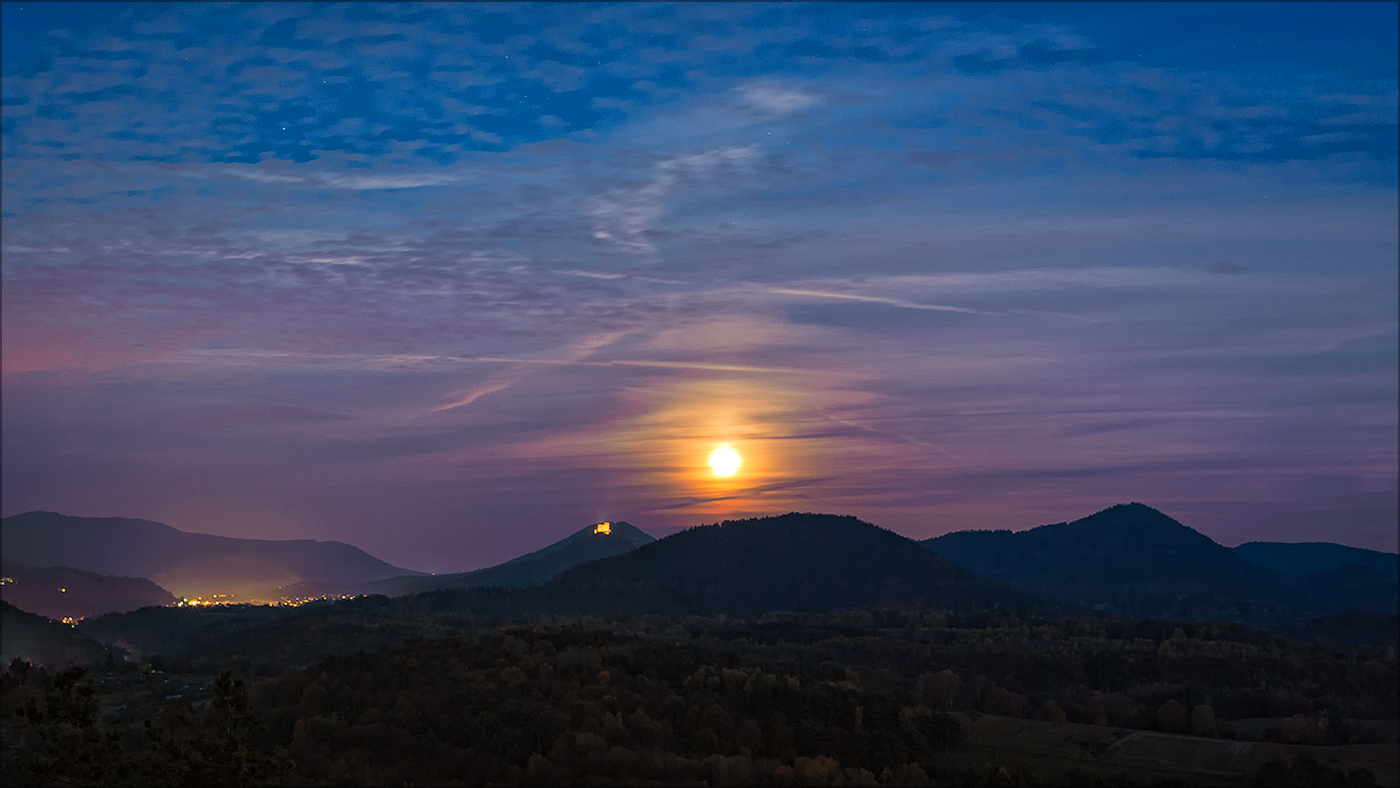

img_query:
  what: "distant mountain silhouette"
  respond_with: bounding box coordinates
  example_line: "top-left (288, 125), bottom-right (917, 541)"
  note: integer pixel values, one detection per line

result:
top-left (280, 521), bottom-right (656, 598)
top-left (1233, 541), bottom-right (1398, 577)
top-left (1, 601), bottom-right (109, 668)
top-left (0, 511), bottom-right (422, 600)
top-left (1, 560), bottom-right (176, 620)
top-left (922, 503), bottom-right (1397, 622)
top-left (416, 512), bottom-right (1066, 618)
top-left (378, 519), bottom-right (655, 596)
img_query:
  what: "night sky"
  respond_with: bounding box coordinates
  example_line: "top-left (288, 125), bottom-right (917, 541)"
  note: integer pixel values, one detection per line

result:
top-left (3, 3), bottom-right (1396, 573)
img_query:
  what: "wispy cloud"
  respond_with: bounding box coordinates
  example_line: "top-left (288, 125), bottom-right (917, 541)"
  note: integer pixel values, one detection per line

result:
top-left (318, 173), bottom-right (463, 190)
top-left (761, 286), bottom-right (998, 316)
top-left (736, 84), bottom-right (819, 115)
top-left (221, 168), bottom-right (463, 190)
top-left (586, 146), bottom-right (758, 253)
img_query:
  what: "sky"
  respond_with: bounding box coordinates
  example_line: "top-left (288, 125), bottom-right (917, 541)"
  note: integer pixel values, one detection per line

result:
top-left (2, 2), bottom-right (1396, 573)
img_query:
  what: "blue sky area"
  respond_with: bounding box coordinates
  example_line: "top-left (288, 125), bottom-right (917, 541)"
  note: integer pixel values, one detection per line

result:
top-left (3, 3), bottom-right (1395, 571)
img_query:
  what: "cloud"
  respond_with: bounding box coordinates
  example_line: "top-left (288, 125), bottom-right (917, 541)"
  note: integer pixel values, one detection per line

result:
top-left (587, 146), bottom-right (757, 253)
top-left (761, 286), bottom-right (997, 316)
top-left (736, 84), bottom-right (818, 114)
top-left (220, 168), bottom-right (463, 190)
top-left (223, 168), bottom-right (303, 184)
top-left (317, 173), bottom-right (463, 190)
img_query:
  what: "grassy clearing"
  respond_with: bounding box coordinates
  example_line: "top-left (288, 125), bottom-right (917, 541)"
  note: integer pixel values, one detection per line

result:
top-left (945, 713), bottom-right (1397, 786)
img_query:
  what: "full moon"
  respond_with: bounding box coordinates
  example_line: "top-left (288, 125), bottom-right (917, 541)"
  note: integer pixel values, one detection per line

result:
top-left (709, 446), bottom-right (742, 477)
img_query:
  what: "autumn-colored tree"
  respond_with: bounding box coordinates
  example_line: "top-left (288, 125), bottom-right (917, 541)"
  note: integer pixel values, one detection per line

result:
top-left (924, 669), bottom-right (960, 711)
top-left (737, 718), bottom-right (764, 755)
top-left (1190, 704), bottom-right (1217, 737)
top-left (1034, 699), bottom-right (1067, 723)
top-left (1156, 699), bottom-right (1188, 734)
top-left (1080, 692), bottom-right (1108, 726)
top-left (982, 683), bottom-right (1024, 717)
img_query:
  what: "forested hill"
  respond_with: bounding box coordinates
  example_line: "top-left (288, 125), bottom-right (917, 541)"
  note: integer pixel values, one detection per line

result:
top-left (413, 513), bottom-right (1066, 619)
top-left (0, 561), bottom-right (175, 620)
top-left (1, 601), bottom-right (109, 668)
top-left (1233, 541), bottom-right (1399, 577)
top-left (369, 520), bottom-right (655, 596)
top-left (921, 503), bottom-right (1397, 623)
top-left (0, 511), bottom-right (422, 600)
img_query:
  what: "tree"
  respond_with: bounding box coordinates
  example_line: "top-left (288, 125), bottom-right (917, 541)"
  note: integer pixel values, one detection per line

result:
top-left (982, 683), bottom-right (1024, 717)
top-left (924, 670), bottom-right (960, 711)
top-left (913, 709), bottom-right (964, 754)
top-left (141, 669), bottom-right (292, 787)
top-left (1190, 704), bottom-right (1217, 737)
top-left (1034, 700), bottom-right (1067, 723)
top-left (1079, 692), bottom-right (1108, 726)
top-left (1156, 700), bottom-right (1188, 734)
top-left (11, 666), bottom-right (137, 787)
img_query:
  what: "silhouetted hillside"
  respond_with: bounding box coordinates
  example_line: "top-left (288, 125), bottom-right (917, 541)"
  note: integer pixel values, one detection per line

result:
top-left (286, 520), bottom-right (656, 598)
top-left (417, 512), bottom-right (1065, 618)
top-left (0, 511), bottom-right (421, 600)
top-left (922, 503), bottom-right (1396, 623)
top-left (0, 561), bottom-right (175, 620)
top-left (0, 601), bottom-right (109, 668)
top-left (1234, 541), bottom-right (1398, 577)
top-left (78, 602), bottom-right (309, 662)
top-left (396, 519), bottom-right (655, 593)
top-left (1286, 564), bottom-right (1400, 615)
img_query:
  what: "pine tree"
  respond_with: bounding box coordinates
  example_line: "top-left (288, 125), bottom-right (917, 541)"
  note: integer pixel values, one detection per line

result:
top-left (140, 669), bottom-right (291, 787)
top-left (11, 667), bottom-right (137, 787)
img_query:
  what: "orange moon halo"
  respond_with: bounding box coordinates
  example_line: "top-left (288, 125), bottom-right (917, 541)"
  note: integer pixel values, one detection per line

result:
top-left (708, 446), bottom-right (742, 477)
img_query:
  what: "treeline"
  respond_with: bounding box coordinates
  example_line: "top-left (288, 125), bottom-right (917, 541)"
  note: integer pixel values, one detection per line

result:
top-left (79, 603), bottom-right (1399, 741)
top-left (222, 616), bottom-right (1395, 786)
top-left (5, 608), bottom-right (1393, 786)
top-left (733, 610), bottom-right (1398, 741)
top-left (255, 626), bottom-right (968, 785)
top-left (2, 660), bottom-right (289, 787)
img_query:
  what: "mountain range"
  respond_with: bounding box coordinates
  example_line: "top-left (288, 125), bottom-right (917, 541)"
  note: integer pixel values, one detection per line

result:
top-left (0, 511), bottom-right (421, 600)
top-left (281, 520), bottom-right (657, 598)
top-left (5, 503), bottom-right (1397, 668)
top-left (411, 512), bottom-right (1067, 619)
top-left (73, 512), bottom-right (1071, 665)
top-left (921, 503), bottom-right (1397, 625)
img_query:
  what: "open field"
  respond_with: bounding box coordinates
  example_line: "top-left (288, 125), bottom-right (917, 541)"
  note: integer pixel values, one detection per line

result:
top-left (949, 713), bottom-right (1397, 786)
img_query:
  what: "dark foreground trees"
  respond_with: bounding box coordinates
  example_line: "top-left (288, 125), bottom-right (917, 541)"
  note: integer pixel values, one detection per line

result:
top-left (254, 627), bottom-right (965, 785)
top-left (4, 662), bottom-right (289, 787)
top-left (5, 608), bottom-right (1393, 786)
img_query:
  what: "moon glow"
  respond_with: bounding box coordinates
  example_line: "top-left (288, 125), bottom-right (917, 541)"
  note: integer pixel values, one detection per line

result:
top-left (709, 446), bottom-right (742, 477)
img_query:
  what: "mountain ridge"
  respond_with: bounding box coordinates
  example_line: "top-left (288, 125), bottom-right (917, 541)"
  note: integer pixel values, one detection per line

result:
top-left (412, 512), bottom-right (1072, 619)
top-left (922, 503), bottom-right (1397, 623)
top-left (282, 520), bottom-right (656, 598)
top-left (0, 560), bottom-right (177, 619)
top-left (0, 511), bottom-right (423, 600)
top-left (1232, 540), bottom-right (1398, 577)
top-left (384, 519), bottom-right (655, 594)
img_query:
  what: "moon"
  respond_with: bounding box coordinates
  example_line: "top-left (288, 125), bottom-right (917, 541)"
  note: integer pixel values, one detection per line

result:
top-left (708, 446), bottom-right (742, 477)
